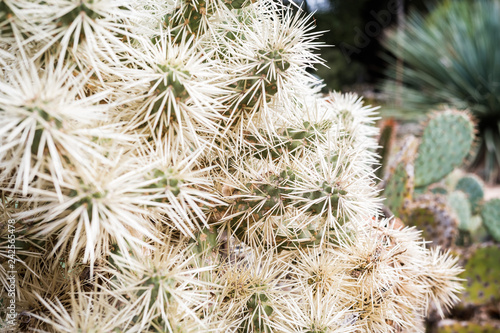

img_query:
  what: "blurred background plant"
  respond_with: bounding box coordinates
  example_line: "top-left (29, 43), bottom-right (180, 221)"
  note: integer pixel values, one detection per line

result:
top-left (301, 0), bottom-right (500, 184)
top-left (382, 0), bottom-right (500, 183)
top-left (378, 110), bottom-right (500, 331)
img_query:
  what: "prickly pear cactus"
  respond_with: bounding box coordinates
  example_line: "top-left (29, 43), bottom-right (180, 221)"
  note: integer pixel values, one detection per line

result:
top-left (378, 108), bottom-right (499, 331)
top-left (455, 175), bottom-right (484, 213)
top-left (437, 320), bottom-right (500, 333)
top-left (404, 194), bottom-right (459, 248)
top-left (460, 244), bottom-right (500, 305)
top-left (448, 191), bottom-right (473, 233)
top-left (382, 162), bottom-right (414, 217)
top-left (382, 136), bottom-right (417, 217)
top-left (0, 0), bottom-right (463, 332)
top-left (414, 111), bottom-right (474, 188)
top-left (481, 199), bottom-right (500, 242)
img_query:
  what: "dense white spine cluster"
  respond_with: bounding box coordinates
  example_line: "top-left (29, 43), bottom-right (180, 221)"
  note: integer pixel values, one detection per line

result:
top-left (0, 0), bottom-right (462, 332)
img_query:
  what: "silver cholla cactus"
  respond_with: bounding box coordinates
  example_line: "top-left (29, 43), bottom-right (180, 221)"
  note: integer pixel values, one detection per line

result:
top-left (0, 0), bottom-right (462, 332)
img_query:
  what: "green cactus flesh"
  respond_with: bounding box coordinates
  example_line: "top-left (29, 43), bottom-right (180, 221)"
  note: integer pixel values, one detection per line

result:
top-left (275, 225), bottom-right (325, 250)
top-left (481, 199), bottom-right (500, 242)
top-left (302, 181), bottom-right (346, 216)
top-left (470, 223), bottom-right (489, 244)
top-left (447, 191), bottom-right (472, 232)
top-left (164, 0), bottom-right (209, 36)
top-left (240, 292), bottom-right (273, 332)
top-left (375, 119), bottom-right (396, 180)
top-left (382, 135), bottom-right (417, 217)
top-left (470, 215), bottom-right (484, 231)
top-left (145, 168), bottom-right (183, 197)
top-left (224, 0), bottom-right (251, 9)
top-left (382, 162), bottom-right (413, 217)
top-left (455, 175), bottom-right (484, 213)
top-left (27, 106), bottom-right (63, 155)
top-left (191, 227), bottom-right (218, 255)
top-left (404, 194), bottom-right (458, 248)
top-left (429, 185), bottom-right (448, 195)
top-left (0, 1), bottom-right (13, 20)
top-left (460, 245), bottom-right (500, 305)
top-left (437, 321), bottom-right (500, 333)
top-left (414, 111), bottom-right (474, 187)
top-left (246, 121), bottom-right (326, 159)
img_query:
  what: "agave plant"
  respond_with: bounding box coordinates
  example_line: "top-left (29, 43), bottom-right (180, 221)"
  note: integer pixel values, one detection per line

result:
top-left (0, 0), bottom-right (462, 332)
top-left (383, 0), bottom-right (500, 182)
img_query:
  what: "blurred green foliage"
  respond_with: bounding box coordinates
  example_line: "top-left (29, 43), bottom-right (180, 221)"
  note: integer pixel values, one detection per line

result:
top-left (382, 0), bottom-right (500, 183)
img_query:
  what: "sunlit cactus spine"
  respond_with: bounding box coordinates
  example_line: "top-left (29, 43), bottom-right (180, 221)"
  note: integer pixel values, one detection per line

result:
top-left (0, 0), bottom-right (462, 332)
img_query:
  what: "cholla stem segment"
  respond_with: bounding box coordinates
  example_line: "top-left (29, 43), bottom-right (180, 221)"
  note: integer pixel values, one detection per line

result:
top-left (0, 0), bottom-right (462, 332)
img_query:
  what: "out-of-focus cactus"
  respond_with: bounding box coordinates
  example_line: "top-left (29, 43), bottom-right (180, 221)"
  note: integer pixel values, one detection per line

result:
top-left (455, 175), bottom-right (484, 214)
top-left (382, 136), bottom-right (417, 217)
top-left (375, 118), bottom-right (397, 180)
top-left (0, 1), bottom-right (462, 332)
top-left (404, 194), bottom-right (459, 248)
top-left (460, 244), bottom-right (500, 306)
top-left (414, 111), bottom-right (474, 188)
top-left (381, 110), bottom-right (489, 246)
top-left (382, 0), bottom-right (500, 183)
top-left (379, 110), bottom-right (500, 330)
top-left (437, 320), bottom-right (500, 333)
top-left (382, 111), bottom-right (474, 233)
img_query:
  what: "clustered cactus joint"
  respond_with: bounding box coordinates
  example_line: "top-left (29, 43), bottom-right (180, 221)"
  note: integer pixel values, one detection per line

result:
top-left (0, 0), bottom-right (462, 332)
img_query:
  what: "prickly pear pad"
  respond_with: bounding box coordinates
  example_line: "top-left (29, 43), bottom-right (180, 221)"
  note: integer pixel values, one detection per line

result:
top-left (455, 175), bottom-right (484, 213)
top-left (414, 111), bottom-right (474, 187)
top-left (437, 320), bottom-right (500, 333)
top-left (461, 245), bottom-right (500, 305)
